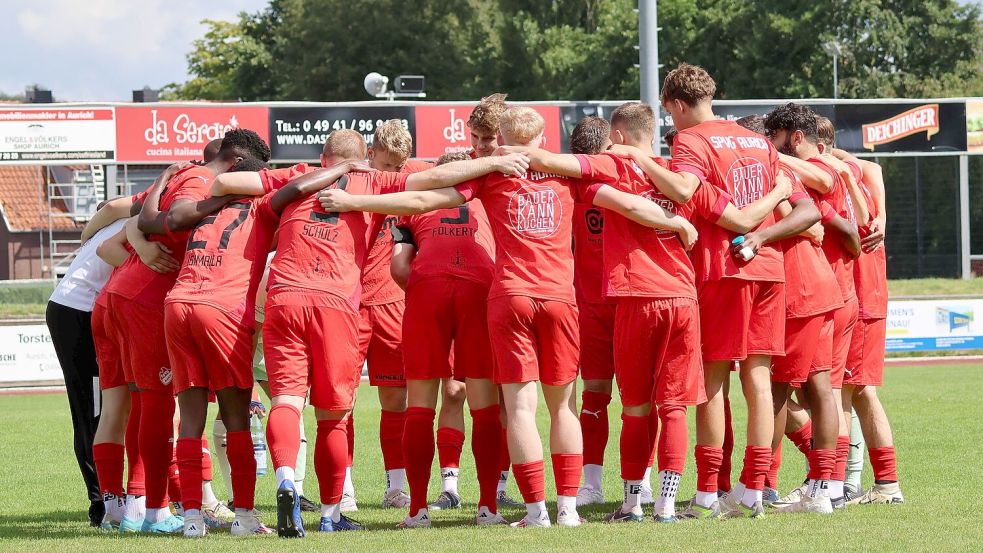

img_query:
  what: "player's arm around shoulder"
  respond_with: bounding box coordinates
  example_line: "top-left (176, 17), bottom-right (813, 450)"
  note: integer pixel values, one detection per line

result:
top-left (716, 171), bottom-right (793, 234)
top-left (405, 153), bottom-right (529, 191)
top-left (592, 185), bottom-right (698, 250)
top-left (272, 160), bottom-right (374, 215)
top-left (319, 187), bottom-right (466, 216)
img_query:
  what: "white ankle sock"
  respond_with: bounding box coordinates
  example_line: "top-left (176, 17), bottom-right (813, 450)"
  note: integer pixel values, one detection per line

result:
top-left (622, 479), bottom-right (643, 512)
top-left (201, 481), bottom-right (219, 509)
top-left (343, 466), bottom-right (355, 495)
top-left (807, 479), bottom-right (830, 498)
top-left (294, 480), bottom-right (305, 497)
top-left (557, 495), bottom-right (577, 516)
top-left (695, 490), bottom-right (717, 509)
top-left (440, 468), bottom-right (459, 494)
top-left (123, 495), bottom-right (145, 520)
top-left (583, 464), bottom-right (603, 490)
top-left (275, 466), bottom-right (295, 487)
top-left (526, 500), bottom-right (547, 519)
top-left (741, 488), bottom-right (762, 507)
top-left (386, 469), bottom-right (406, 492)
top-left (654, 471), bottom-right (681, 516)
top-left (829, 480), bottom-right (844, 499)
top-left (498, 470), bottom-right (509, 492)
top-left (642, 467), bottom-right (653, 490)
top-left (144, 507), bottom-right (169, 524)
top-left (320, 503), bottom-right (341, 523)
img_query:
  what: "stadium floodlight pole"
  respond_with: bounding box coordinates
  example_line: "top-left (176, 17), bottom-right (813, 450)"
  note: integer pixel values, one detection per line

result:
top-left (823, 41), bottom-right (844, 99)
top-left (639, 0), bottom-right (661, 152)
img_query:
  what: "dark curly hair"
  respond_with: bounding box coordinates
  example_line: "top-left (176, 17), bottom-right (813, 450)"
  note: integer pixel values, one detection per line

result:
top-left (763, 103), bottom-right (819, 141)
top-left (735, 115), bottom-right (766, 136)
top-left (570, 116), bottom-right (610, 155)
top-left (219, 128), bottom-right (272, 162)
top-left (231, 157), bottom-right (270, 172)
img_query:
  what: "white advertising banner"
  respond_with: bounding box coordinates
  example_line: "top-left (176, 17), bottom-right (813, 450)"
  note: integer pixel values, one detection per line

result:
top-left (0, 324), bottom-right (62, 384)
top-left (886, 299), bottom-right (983, 351)
top-left (0, 107), bottom-right (115, 164)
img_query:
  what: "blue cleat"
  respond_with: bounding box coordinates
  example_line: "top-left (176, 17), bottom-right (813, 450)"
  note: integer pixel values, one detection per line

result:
top-left (118, 517), bottom-right (144, 533)
top-left (319, 514), bottom-right (365, 532)
top-left (141, 515), bottom-right (185, 534)
top-left (276, 480), bottom-right (305, 538)
top-left (653, 514), bottom-right (679, 523)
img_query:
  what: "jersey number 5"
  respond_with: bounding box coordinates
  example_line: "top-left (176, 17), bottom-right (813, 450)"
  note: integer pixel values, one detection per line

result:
top-left (309, 175), bottom-right (350, 225)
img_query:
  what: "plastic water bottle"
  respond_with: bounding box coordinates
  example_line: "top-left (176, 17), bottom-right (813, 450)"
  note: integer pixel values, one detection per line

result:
top-left (250, 413), bottom-right (268, 476)
top-left (732, 235), bottom-right (756, 261)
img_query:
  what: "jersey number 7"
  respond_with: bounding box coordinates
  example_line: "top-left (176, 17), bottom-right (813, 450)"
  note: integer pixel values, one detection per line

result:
top-left (187, 201), bottom-right (251, 251)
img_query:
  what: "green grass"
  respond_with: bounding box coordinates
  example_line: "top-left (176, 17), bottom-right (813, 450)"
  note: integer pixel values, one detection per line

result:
top-left (1, 364), bottom-right (981, 551)
top-left (887, 277), bottom-right (983, 297)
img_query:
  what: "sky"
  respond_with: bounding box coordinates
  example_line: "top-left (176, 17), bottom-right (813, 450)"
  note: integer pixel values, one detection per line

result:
top-left (1, 0), bottom-right (269, 102)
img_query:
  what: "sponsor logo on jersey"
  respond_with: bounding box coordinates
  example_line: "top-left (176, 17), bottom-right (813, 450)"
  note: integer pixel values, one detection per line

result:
top-left (508, 185), bottom-right (562, 238)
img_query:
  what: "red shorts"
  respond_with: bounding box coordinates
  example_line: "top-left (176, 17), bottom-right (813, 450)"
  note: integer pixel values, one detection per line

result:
top-left (164, 302), bottom-right (254, 394)
top-left (357, 301), bottom-right (405, 387)
top-left (845, 317), bottom-right (886, 387)
top-left (772, 312), bottom-right (834, 385)
top-left (92, 296), bottom-right (125, 390)
top-left (698, 279), bottom-right (786, 361)
top-left (105, 293), bottom-right (172, 392)
top-left (402, 278), bottom-right (493, 381)
top-left (613, 297), bottom-right (705, 407)
top-left (830, 297), bottom-right (859, 389)
top-left (486, 295), bottom-right (579, 386)
top-left (578, 300), bottom-right (616, 382)
top-left (264, 290), bottom-right (361, 410)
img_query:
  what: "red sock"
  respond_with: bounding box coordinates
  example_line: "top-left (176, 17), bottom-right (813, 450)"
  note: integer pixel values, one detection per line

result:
top-left (471, 405), bottom-right (502, 513)
top-left (436, 427), bottom-right (464, 470)
top-left (833, 435), bottom-right (850, 482)
top-left (139, 390), bottom-right (175, 508)
top-left (868, 446), bottom-right (898, 483)
top-left (266, 404), bottom-right (301, 470)
top-left (403, 407), bottom-right (436, 517)
top-left (201, 437), bottom-right (213, 482)
top-left (580, 391), bottom-right (611, 466)
top-left (346, 413), bottom-right (355, 466)
top-left (125, 391), bottom-right (145, 496)
top-left (657, 405), bottom-right (687, 474)
top-left (620, 414), bottom-right (651, 481)
top-left (512, 460), bottom-right (545, 503)
top-left (719, 397), bottom-right (734, 492)
top-left (93, 443), bottom-right (125, 497)
top-left (695, 446), bottom-right (722, 493)
top-left (227, 431), bottom-right (257, 510)
top-left (551, 453), bottom-right (582, 498)
top-left (499, 423), bottom-right (511, 471)
top-left (314, 419), bottom-right (348, 505)
top-left (807, 448), bottom-right (836, 481)
top-left (786, 419), bottom-right (813, 458)
top-left (766, 441), bottom-right (783, 490)
top-left (380, 409), bottom-right (406, 471)
top-left (176, 438), bottom-right (203, 511)
top-left (738, 445), bottom-right (772, 491)
top-left (167, 450), bottom-right (181, 503)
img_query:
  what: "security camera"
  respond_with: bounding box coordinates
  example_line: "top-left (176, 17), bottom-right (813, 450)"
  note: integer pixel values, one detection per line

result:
top-left (364, 72), bottom-right (389, 97)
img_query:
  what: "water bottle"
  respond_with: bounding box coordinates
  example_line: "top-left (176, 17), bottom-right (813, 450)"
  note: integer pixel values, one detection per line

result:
top-left (732, 235), bottom-right (756, 261)
top-left (250, 413), bottom-right (268, 476)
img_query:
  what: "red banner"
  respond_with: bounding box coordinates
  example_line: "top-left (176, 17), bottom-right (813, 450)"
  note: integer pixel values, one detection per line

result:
top-left (414, 104), bottom-right (562, 158)
top-left (115, 105), bottom-right (269, 163)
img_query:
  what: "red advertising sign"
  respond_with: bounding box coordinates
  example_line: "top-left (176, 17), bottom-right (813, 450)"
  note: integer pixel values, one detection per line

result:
top-left (414, 104), bottom-right (562, 158)
top-left (861, 104), bottom-right (939, 151)
top-left (115, 105), bottom-right (269, 163)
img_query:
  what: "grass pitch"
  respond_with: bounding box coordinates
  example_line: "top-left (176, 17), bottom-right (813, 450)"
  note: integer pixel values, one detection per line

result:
top-left (0, 363), bottom-right (980, 552)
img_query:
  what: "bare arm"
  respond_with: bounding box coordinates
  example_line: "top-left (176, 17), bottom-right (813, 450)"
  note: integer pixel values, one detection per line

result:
top-left (591, 185), bottom-right (698, 250)
top-left (714, 173), bottom-right (793, 234)
top-left (825, 213), bottom-right (862, 258)
top-left (733, 196), bottom-right (820, 256)
top-left (124, 217), bottom-right (180, 273)
top-left (271, 161), bottom-right (373, 215)
top-left (318, 188), bottom-right (466, 216)
top-left (82, 196), bottom-right (135, 243)
top-left (166, 195), bottom-right (252, 232)
top-left (822, 154), bottom-right (869, 226)
top-left (94, 227), bottom-right (131, 267)
top-left (404, 154), bottom-right (529, 191)
top-left (607, 144), bottom-right (697, 203)
top-left (211, 171), bottom-right (265, 196)
top-left (779, 153), bottom-right (834, 194)
top-left (390, 243), bottom-right (416, 291)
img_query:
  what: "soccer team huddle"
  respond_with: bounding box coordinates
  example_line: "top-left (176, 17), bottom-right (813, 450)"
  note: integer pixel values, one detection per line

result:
top-left (80, 63), bottom-right (904, 538)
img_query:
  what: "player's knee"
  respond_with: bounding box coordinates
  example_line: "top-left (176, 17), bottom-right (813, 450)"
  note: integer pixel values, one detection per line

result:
top-left (583, 378), bottom-right (613, 395)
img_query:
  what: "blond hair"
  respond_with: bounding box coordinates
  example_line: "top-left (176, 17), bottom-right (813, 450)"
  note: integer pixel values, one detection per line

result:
top-left (323, 129), bottom-right (367, 161)
top-left (610, 102), bottom-right (655, 144)
top-left (372, 119), bottom-right (413, 163)
top-left (816, 115), bottom-right (836, 147)
top-left (499, 107), bottom-right (544, 145)
top-left (661, 63), bottom-right (716, 106)
top-left (468, 92), bottom-right (508, 134)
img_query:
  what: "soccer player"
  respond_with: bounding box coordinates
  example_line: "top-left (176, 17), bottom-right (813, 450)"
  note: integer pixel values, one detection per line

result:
top-left (212, 129), bottom-right (529, 537)
top-left (632, 64), bottom-right (787, 518)
top-left (734, 114), bottom-right (841, 514)
top-left (99, 129), bottom-right (270, 534)
top-left (763, 103), bottom-right (868, 508)
top-left (369, 151), bottom-right (504, 528)
top-left (818, 123), bottom-right (904, 505)
top-left (318, 107), bottom-right (708, 528)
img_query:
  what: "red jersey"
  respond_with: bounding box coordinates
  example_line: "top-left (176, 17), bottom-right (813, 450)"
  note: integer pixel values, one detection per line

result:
top-left (854, 175), bottom-right (888, 319)
top-left (809, 157), bottom-right (857, 303)
top-left (777, 164), bottom-right (842, 318)
top-left (360, 159), bottom-right (433, 306)
top-left (397, 201), bottom-right (495, 289)
top-left (264, 164), bottom-right (409, 309)
top-left (165, 193), bottom-right (280, 326)
top-left (103, 166), bottom-right (214, 307)
top-left (575, 153), bottom-right (698, 301)
top-left (454, 170), bottom-right (585, 304)
top-left (572, 194), bottom-right (606, 304)
top-left (671, 119), bottom-right (784, 283)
